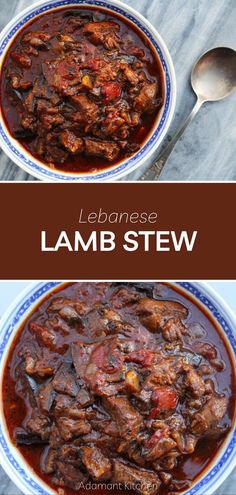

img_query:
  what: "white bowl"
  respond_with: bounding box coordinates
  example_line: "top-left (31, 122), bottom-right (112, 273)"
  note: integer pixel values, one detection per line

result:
top-left (1, 282), bottom-right (235, 495)
top-left (0, 0), bottom-right (176, 182)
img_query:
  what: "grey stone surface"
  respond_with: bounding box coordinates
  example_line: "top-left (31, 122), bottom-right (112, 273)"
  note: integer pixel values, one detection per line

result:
top-left (0, 0), bottom-right (236, 180)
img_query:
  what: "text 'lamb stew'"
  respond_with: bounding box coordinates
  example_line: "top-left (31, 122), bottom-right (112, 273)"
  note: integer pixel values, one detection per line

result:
top-left (1, 8), bottom-right (164, 173)
top-left (3, 283), bottom-right (235, 495)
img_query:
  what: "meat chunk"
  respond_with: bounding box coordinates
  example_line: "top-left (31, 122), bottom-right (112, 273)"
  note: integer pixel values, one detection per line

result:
top-left (9, 74), bottom-right (32, 90)
top-left (40, 113), bottom-right (64, 130)
top-left (171, 432), bottom-right (197, 454)
top-left (52, 363), bottom-right (78, 397)
top-left (70, 94), bottom-right (98, 124)
top-left (37, 380), bottom-right (56, 412)
top-left (185, 368), bottom-right (206, 398)
top-left (85, 138), bottom-right (120, 161)
top-left (56, 461), bottom-right (87, 490)
top-left (121, 64), bottom-right (139, 86)
top-left (29, 321), bottom-right (56, 349)
top-left (72, 342), bottom-right (96, 380)
top-left (80, 446), bottom-right (111, 480)
top-left (84, 339), bottom-right (125, 397)
top-left (26, 413), bottom-right (51, 440)
top-left (61, 130), bottom-right (84, 154)
top-left (42, 448), bottom-right (57, 474)
top-left (134, 82), bottom-right (157, 112)
top-left (113, 460), bottom-right (161, 495)
top-left (42, 57), bottom-right (81, 94)
top-left (145, 436), bottom-right (177, 461)
top-left (83, 21), bottom-right (121, 50)
top-left (137, 298), bottom-right (188, 334)
top-left (23, 346), bottom-right (58, 377)
top-left (11, 51), bottom-right (32, 68)
top-left (22, 31), bottom-right (51, 47)
top-left (125, 349), bottom-right (156, 368)
top-left (104, 396), bottom-right (142, 440)
top-left (48, 297), bottom-right (88, 316)
top-left (191, 395), bottom-right (228, 435)
top-left (162, 317), bottom-right (187, 342)
top-left (57, 417), bottom-right (91, 441)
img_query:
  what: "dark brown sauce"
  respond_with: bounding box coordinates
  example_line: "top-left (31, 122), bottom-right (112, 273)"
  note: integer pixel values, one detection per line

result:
top-left (0, 7), bottom-right (165, 174)
top-left (2, 282), bottom-right (236, 495)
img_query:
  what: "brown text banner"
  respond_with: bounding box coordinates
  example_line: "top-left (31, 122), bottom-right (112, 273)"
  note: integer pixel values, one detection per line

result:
top-left (0, 183), bottom-right (234, 280)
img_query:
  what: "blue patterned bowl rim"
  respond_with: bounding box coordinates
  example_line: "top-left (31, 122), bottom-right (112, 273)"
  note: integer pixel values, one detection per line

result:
top-left (0, 0), bottom-right (176, 182)
top-left (0, 282), bottom-right (235, 495)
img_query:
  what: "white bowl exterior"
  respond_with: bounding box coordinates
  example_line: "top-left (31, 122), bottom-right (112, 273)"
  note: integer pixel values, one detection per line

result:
top-left (0, 281), bottom-right (236, 495)
top-left (0, 0), bottom-right (176, 182)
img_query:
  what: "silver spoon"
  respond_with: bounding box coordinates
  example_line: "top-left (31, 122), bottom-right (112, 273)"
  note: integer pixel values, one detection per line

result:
top-left (140, 47), bottom-right (236, 181)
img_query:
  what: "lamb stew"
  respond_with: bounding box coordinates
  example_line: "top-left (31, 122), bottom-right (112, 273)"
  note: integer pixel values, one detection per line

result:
top-left (0, 8), bottom-right (164, 173)
top-left (3, 282), bottom-right (235, 495)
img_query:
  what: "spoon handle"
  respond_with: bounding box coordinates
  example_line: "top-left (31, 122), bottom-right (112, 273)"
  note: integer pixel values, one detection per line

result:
top-left (140, 97), bottom-right (204, 181)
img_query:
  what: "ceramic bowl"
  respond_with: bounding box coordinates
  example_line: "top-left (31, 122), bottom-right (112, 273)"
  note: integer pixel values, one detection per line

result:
top-left (0, 282), bottom-right (236, 495)
top-left (0, 0), bottom-right (176, 182)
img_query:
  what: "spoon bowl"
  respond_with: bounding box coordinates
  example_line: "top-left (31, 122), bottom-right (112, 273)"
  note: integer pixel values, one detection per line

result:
top-left (141, 46), bottom-right (236, 180)
top-left (192, 47), bottom-right (236, 102)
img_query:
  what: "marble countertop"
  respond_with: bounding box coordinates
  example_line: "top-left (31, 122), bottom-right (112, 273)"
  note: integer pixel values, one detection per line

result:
top-left (0, 281), bottom-right (236, 494)
top-left (0, 0), bottom-right (236, 181)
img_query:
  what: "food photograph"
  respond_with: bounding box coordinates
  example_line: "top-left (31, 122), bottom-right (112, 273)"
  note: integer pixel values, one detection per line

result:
top-left (0, 281), bottom-right (235, 495)
top-left (0, 0), bottom-right (236, 181)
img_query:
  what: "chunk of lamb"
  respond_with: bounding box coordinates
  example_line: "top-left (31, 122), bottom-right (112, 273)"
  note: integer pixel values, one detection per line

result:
top-left (134, 81), bottom-right (157, 113)
top-left (29, 321), bottom-right (56, 349)
top-left (42, 57), bottom-right (81, 95)
top-left (70, 94), bottom-right (98, 124)
top-left (26, 413), bottom-right (51, 440)
top-left (83, 21), bottom-right (121, 50)
top-left (61, 130), bottom-right (84, 154)
top-left (191, 395), bottom-right (228, 435)
top-left (137, 358), bottom-right (181, 406)
top-left (11, 51), bottom-right (32, 68)
top-left (85, 138), bottom-right (120, 162)
top-left (23, 347), bottom-right (58, 377)
top-left (55, 461), bottom-right (87, 490)
top-left (37, 380), bottom-right (56, 413)
top-left (40, 113), bottom-right (64, 130)
top-left (22, 31), bottom-right (51, 48)
top-left (103, 396), bottom-right (142, 440)
top-left (121, 64), bottom-right (140, 86)
top-left (48, 296), bottom-right (88, 316)
top-left (144, 433), bottom-right (177, 462)
top-left (72, 341), bottom-right (96, 380)
top-left (52, 363), bottom-right (79, 397)
top-left (185, 367), bottom-right (206, 398)
top-left (80, 446), bottom-right (111, 480)
top-left (113, 459), bottom-right (161, 495)
top-left (137, 298), bottom-right (188, 340)
top-left (9, 73), bottom-right (33, 90)
top-left (57, 417), bottom-right (91, 441)
top-left (84, 338), bottom-right (125, 396)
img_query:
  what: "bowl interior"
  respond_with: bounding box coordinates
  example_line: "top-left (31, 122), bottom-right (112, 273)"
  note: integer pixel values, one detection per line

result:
top-left (0, 0), bottom-right (175, 181)
top-left (0, 281), bottom-right (235, 495)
